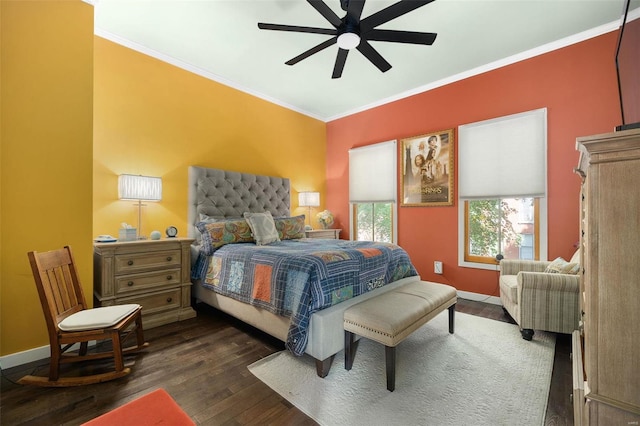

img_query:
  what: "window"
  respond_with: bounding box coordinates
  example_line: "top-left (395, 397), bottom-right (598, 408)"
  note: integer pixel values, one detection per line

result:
top-left (353, 203), bottom-right (393, 242)
top-left (349, 140), bottom-right (397, 243)
top-left (464, 198), bottom-right (539, 265)
top-left (458, 109), bottom-right (547, 269)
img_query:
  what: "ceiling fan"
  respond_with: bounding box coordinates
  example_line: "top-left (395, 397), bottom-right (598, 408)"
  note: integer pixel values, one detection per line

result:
top-left (258, 0), bottom-right (437, 79)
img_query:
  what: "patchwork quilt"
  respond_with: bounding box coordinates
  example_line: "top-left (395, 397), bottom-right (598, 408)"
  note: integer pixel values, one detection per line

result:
top-left (195, 239), bottom-right (417, 355)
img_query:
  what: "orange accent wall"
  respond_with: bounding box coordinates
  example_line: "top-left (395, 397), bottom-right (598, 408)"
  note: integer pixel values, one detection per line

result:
top-left (326, 33), bottom-right (621, 296)
top-left (93, 37), bottom-right (327, 238)
top-left (1, 0), bottom-right (94, 355)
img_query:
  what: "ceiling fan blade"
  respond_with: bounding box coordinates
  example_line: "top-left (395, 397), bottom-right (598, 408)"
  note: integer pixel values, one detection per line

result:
top-left (332, 48), bottom-right (349, 79)
top-left (286, 38), bottom-right (337, 66)
top-left (346, 0), bottom-right (366, 24)
top-left (357, 40), bottom-right (391, 72)
top-left (356, 40), bottom-right (392, 73)
top-left (258, 22), bottom-right (337, 36)
top-left (361, 0), bottom-right (435, 31)
top-left (307, 0), bottom-right (343, 28)
top-left (366, 29), bottom-right (437, 45)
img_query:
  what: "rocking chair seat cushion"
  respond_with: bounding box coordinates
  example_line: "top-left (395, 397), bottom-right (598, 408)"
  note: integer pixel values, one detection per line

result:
top-left (59, 304), bottom-right (140, 331)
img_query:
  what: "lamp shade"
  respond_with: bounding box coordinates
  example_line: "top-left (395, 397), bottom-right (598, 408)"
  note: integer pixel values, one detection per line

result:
top-left (118, 174), bottom-right (162, 201)
top-left (298, 191), bottom-right (320, 207)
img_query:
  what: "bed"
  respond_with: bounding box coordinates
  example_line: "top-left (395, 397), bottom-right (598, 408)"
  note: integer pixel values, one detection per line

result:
top-left (188, 166), bottom-right (420, 377)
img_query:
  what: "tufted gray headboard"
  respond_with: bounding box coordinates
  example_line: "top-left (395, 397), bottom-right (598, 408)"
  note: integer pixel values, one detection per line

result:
top-left (187, 166), bottom-right (290, 243)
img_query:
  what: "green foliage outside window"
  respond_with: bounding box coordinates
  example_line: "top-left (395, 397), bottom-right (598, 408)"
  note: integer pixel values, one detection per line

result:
top-left (468, 199), bottom-right (520, 258)
top-left (355, 203), bottom-right (392, 242)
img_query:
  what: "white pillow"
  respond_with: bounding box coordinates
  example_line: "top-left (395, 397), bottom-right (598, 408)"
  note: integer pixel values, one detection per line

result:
top-left (569, 248), bottom-right (581, 265)
top-left (243, 211), bottom-right (280, 245)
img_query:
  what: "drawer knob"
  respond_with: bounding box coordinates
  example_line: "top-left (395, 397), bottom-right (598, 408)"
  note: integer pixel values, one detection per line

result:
top-left (166, 275), bottom-right (173, 280)
top-left (166, 256), bottom-right (172, 262)
top-left (127, 281), bottom-right (134, 287)
top-left (166, 297), bottom-right (173, 303)
top-left (127, 260), bottom-right (134, 266)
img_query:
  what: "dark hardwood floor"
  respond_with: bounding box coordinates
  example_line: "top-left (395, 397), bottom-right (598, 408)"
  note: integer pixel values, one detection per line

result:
top-left (1, 299), bottom-right (573, 425)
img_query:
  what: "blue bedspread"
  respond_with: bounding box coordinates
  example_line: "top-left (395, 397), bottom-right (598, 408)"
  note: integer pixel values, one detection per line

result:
top-left (194, 238), bottom-right (417, 356)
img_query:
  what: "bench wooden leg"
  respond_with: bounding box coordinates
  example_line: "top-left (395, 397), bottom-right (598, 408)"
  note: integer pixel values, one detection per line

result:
top-left (345, 331), bottom-right (354, 370)
top-left (448, 303), bottom-right (456, 334)
top-left (385, 345), bottom-right (396, 392)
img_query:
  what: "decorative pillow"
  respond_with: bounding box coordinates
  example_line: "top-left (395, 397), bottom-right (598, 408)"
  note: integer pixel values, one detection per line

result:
top-left (544, 257), bottom-right (580, 275)
top-left (569, 248), bottom-right (581, 265)
top-left (243, 211), bottom-right (280, 246)
top-left (196, 219), bottom-right (254, 255)
top-left (274, 215), bottom-right (306, 240)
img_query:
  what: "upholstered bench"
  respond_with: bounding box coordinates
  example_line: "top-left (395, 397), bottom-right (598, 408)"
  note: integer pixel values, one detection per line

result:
top-left (343, 280), bottom-right (457, 391)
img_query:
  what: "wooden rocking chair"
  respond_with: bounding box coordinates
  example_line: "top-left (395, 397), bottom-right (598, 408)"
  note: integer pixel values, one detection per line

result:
top-left (20, 246), bottom-right (149, 387)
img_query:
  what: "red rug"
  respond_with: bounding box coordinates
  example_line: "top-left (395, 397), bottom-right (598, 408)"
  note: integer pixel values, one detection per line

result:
top-left (82, 389), bottom-right (195, 426)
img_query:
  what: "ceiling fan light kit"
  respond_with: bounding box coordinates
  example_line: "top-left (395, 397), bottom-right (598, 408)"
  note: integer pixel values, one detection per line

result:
top-left (258, 0), bottom-right (437, 79)
top-left (337, 32), bottom-right (360, 50)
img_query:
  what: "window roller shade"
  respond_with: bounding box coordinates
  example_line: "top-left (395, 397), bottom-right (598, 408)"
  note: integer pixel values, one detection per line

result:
top-left (459, 108), bottom-right (547, 199)
top-left (349, 140), bottom-right (396, 203)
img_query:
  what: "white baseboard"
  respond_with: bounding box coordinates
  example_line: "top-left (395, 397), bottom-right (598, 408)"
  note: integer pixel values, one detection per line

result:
top-left (0, 345), bottom-right (51, 370)
top-left (0, 342), bottom-right (95, 370)
top-left (457, 290), bottom-right (502, 306)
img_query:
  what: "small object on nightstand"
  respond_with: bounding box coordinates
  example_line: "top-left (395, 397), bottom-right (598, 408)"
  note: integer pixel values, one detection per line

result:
top-left (150, 230), bottom-right (161, 240)
top-left (166, 226), bottom-right (178, 238)
top-left (118, 227), bottom-right (137, 242)
top-left (95, 235), bottom-right (117, 243)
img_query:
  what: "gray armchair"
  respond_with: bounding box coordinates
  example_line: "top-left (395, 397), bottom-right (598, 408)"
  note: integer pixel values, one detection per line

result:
top-left (499, 254), bottom-right (580, 340)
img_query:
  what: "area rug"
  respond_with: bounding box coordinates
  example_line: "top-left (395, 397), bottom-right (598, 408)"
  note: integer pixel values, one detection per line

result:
top-left (82, 388), bottom-right (195, 426)
top-left (249, 311), bottom-right (555, 426)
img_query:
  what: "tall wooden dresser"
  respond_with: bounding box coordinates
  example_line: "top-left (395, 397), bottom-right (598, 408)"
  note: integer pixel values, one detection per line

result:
top-left (573, 128), bottom-right (640, 425)
top-left (94, 238), bottom-right (196, 329)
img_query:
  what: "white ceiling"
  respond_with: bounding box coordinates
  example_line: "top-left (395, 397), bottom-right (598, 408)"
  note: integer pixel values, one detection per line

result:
top-left (93, 0), bottom-right (637, 121)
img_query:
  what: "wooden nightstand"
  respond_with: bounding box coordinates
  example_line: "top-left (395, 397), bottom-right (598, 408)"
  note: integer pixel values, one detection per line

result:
top-left (305, 229), bottom-right (341, 239)
top-left (93, 238), bottom-right (196, 329)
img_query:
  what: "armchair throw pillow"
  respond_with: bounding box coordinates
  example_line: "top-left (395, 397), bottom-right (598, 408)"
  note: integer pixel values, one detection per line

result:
top-left (544, 257), bottom-right (580, 275)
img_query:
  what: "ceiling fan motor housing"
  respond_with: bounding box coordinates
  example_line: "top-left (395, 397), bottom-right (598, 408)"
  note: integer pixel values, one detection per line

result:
top-left (338, 14), bottom-right (361, 49)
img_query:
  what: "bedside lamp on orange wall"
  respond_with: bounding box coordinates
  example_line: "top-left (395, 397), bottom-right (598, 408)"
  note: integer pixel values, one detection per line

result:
top-left (118, 174), bottom-right (162, 240)
top-left (298, 191), bottom-right (320, 230)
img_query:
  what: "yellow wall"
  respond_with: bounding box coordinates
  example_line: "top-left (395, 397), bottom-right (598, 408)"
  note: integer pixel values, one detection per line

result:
top-left (1, 1), bottom-right (94, 355)
top-left (0, 4), bottom-right (326, 360)
top-left (93, 38), bottom-right (327, 238)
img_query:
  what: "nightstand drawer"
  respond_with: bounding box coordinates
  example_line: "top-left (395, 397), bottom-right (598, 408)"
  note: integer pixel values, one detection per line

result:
top-left (305, 229), bottom-right (341, 239)
top-left (121, 288), bottom-right (182, 316)
top-left (115, 249), bottom-right (181, 274)
top-left (115, 269), bottom-right (181, 295)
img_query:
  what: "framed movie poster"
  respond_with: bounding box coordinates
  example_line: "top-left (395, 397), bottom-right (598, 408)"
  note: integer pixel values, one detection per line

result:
top-left (400, 129), bottom-right (455, 206)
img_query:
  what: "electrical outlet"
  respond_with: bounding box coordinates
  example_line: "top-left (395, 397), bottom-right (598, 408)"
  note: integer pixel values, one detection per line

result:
top-left (434, 261), bottom-right (443, 274)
